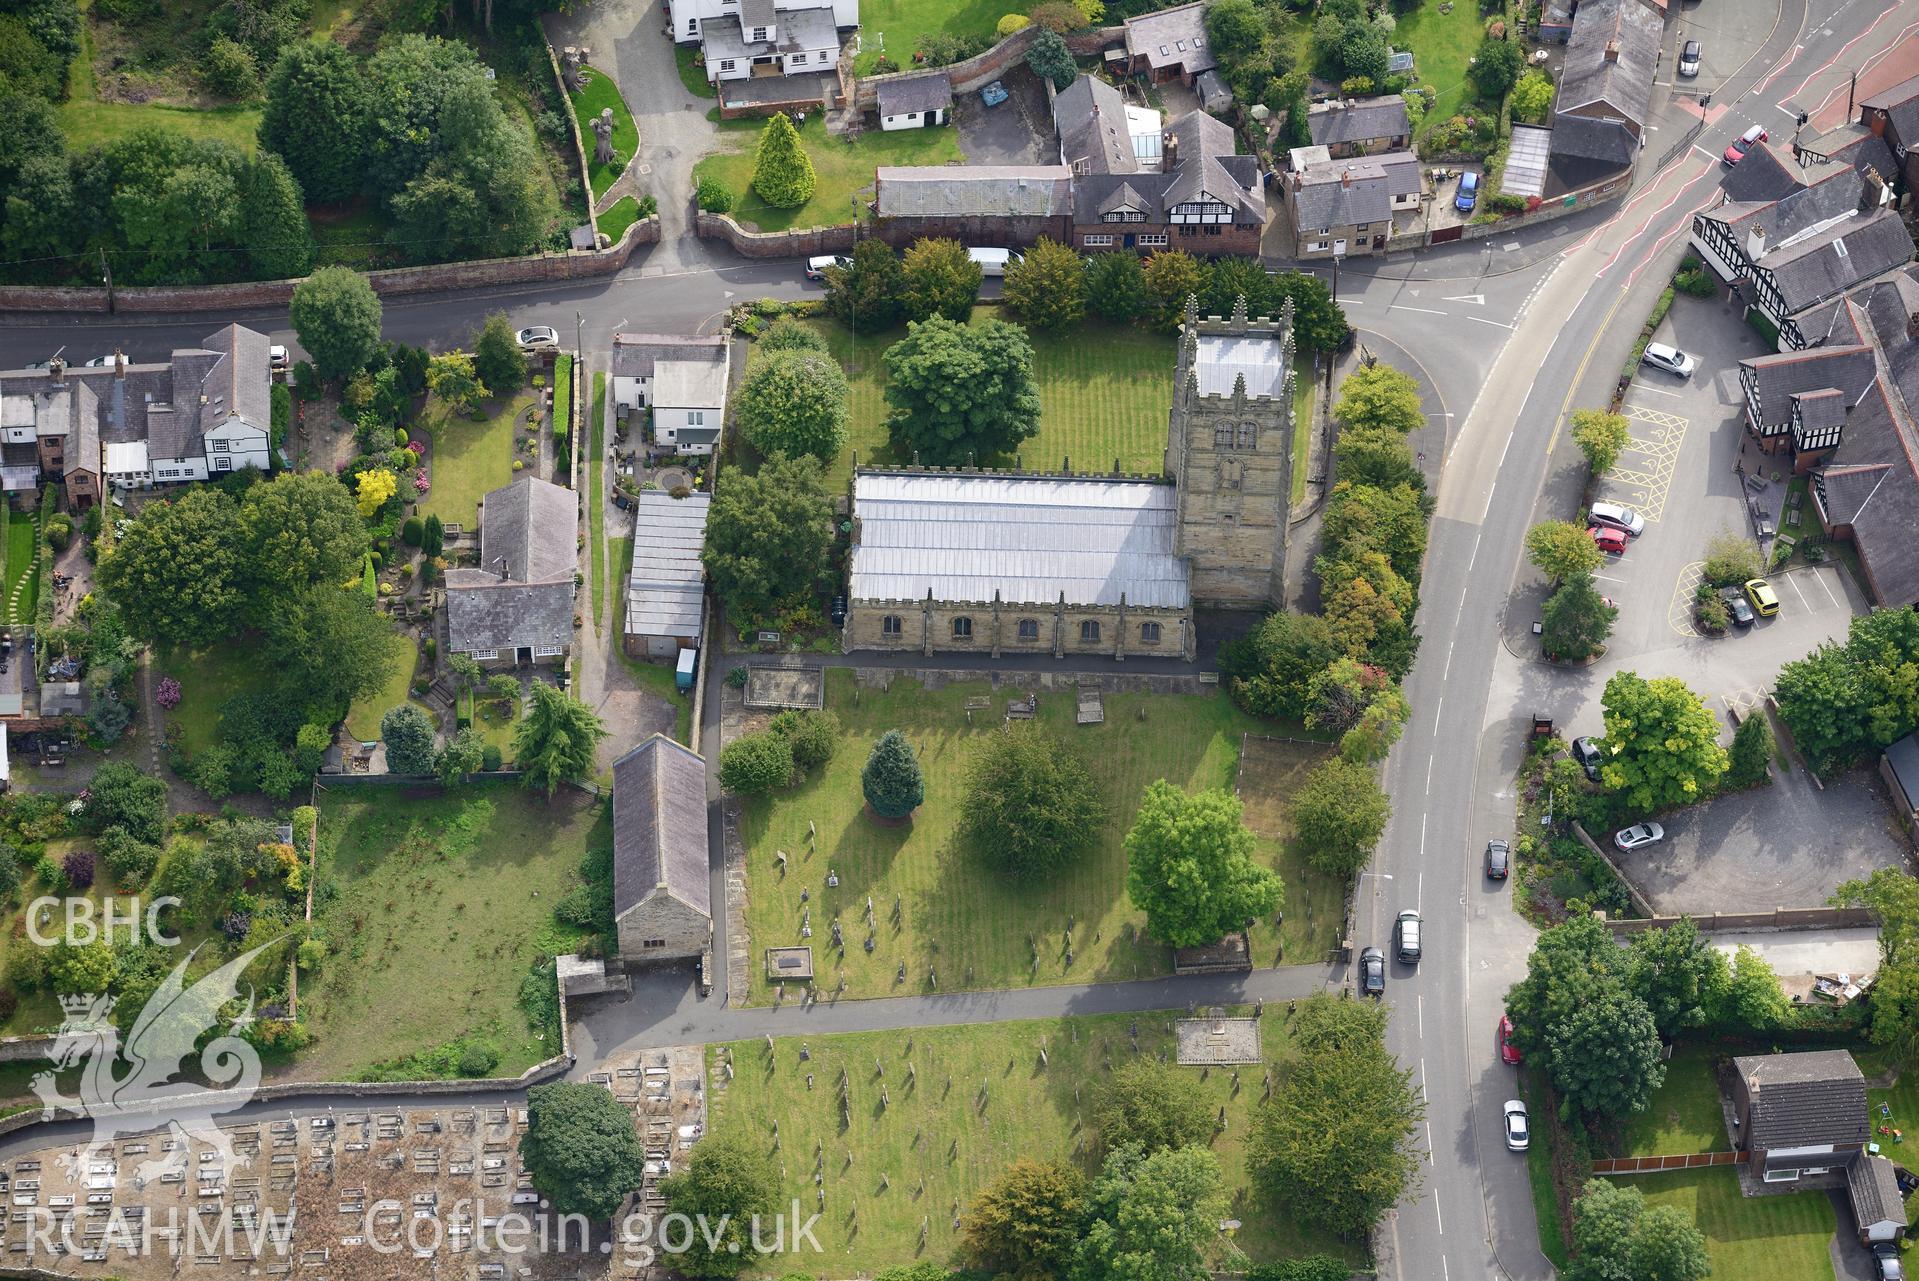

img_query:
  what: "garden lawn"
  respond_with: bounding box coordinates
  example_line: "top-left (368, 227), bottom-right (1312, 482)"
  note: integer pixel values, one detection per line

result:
top-left (415, 391), bottom-right (537, 532)
top-left (676, 46), bottom-right (717, 99)
top-left (1397, 0), bottom-right (1489, 134)
top-left (597, 196), bottom-right (645, 245)
top-left (706, 1012), bottom-right (1366, 1272)
top-left (1619, 1042), bottom-right (1727, 1157)
top-left (1613, 1170), bottom-right (1836, 1281)
top-left (343, 630), bottom-right (422, 743)
top-left (59, 15), bottom-right (261, 152)
top-left (739, 670), bottom-right (1336, 1003)
top-left (1234, 736), bottom-right (1342, 963)
top-left (804, 311), bottom-right (1176, 489)
top-left (1290, 369), bottom-right (1315, 505)
top-left (568, 66), bottom-right (638, 200)
top-left (693, 113), bottom-right (960, 233)
top-left (849, 0), bottom-right (1002, 73)
top-left (3, 506), bottom-right (37, 625)
top-left (466, 689), bottom-right (520, 762)
top-left (157, 640), bottom-right (270, 757)
top-left (299, 784), bottom-right (605, 1080)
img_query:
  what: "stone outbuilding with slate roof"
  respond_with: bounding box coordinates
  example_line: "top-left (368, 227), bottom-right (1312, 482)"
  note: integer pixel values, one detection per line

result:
top-left (443, 477), bottom-right (578, 669)
top-left (875, 73), bottom-right (950, 130)
top-left (1553, 0), bottom-right (1661, 143)
top-left (873, 166), bottom-right (1073, 245)
top-left (1122, 1), bottom-right (1215, 84)
top-left (612, 733), bottom-right (713, 962)
top-left (1306, 96), bottom-right (1412, 158)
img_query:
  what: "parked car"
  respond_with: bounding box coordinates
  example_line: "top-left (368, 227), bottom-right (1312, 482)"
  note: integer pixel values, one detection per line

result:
top-left (968, 247), bottom-right (1020, 277)
top-left (1613, 822), bottom-right (1666, 852)
top-left (1498, 1014), bottom-right (1522, 1066)
top-left (1679, 39), bottom-right (1702, 77)
top-left (1588, 501), bottom-right (1645, 537)
top-left (805, 254), bottom-right (849, 281)
top-left (1589, 525), bottom-right (1628, 556)
top-left (1724, 589), bottom-right (1756, 628)
top-left (82, 355), bottom-right (112, 367)
top-left (1455, 170), bottom-right (1480, 213)
top-left (1503, 1099), bottom-right (1530, 1151)
top-left (1723, 123), bottom-right (1768, 165)
top-left (1745, 577), bottom-right (1780, 617)
top-left (1359, 946), bottom-right (1385, 997)
top-left (1641, 342), bottom-right (1697, 377)
top-left (1570, 735), bottom-right (1603, 783)
top-left (516, 326), bottom-right (560, 351)
top-left (1874, 1241), bottom-right (1906, 1281)
top-left (1395, 910), bottom-right (1421, 964)
top-left (980, 80), bottom-right (1008, 107)
top-left (269, 344), bottom-right (290, 371)
top-left (1485, 838), bottom-right (1510, 880)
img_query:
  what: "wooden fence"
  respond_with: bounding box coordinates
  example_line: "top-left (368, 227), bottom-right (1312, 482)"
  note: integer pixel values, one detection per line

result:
top-left (1590, 1151), bottom-right (1740, 1174)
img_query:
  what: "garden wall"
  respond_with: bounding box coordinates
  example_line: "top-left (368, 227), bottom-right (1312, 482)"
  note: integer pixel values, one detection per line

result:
top-left (1601, 906), bottom-right (1881, 936)
top-left (872, 213), bottom-right (1072, 248)
top-left (1384, 168), bottom-right (1631, 254)
top-left (0, 219), bottom-right (662, 315)
top-left (849, 25), bottom-right (1119, 113)
top-left (694, 211), bottom-right (856, 257)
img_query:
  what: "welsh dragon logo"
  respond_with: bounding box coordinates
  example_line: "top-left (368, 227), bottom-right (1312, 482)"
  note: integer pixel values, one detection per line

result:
top-left (31, 943), bottom-right (274, 1185)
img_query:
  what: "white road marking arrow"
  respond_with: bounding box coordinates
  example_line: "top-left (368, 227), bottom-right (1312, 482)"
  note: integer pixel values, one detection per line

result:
top-left (1442, 293), bottom-right (1486, 305)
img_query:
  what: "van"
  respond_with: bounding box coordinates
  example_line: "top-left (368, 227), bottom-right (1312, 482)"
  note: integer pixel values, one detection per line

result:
top-left (968, 247), bottom-right (1020, 277)
top-left (1588, 501), bottom-right (1645, 538)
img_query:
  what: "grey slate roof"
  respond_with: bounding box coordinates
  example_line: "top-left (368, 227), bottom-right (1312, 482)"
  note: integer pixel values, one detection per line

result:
top-left (1862, 72), bottom-right (1919, 143)
top-left (1711, 166), bottom-right (1866, 243)
top-left (1849, 1153), bottom-right (1909, 1230)
top-left (1734, 1050), bottom-right (1869, 1151)
top-left (703, 7), bottom-right (838, 62)
top-left (1556, 0), bottom-right (1662, 129)
top-left (1721, 143), bottom-right (1801, 203)
top-left (1196, 69), bottom-right (1231, 108)
top-left (1792, 387), bottom-right (1847, 435)
top-left (612, 734), bottom-right (712, 920)
top-left (479, 477), bottom-right (577, 585)
top-left (1739, 344), bottom-right (1877, 430)
top-left (1124, 2), bottom-right (1215, 76)
top-left (442, 573), bottom-right (575, 654)
top-left (875, 72), bottom-right (951, 116)
top-left (1291, 154), bottom-right (1415, 230)
top-left (611, 333), bottom-right (729, 382)
top-left (1764, 208), bottom-right (1917, 315)
top-left (1070, 108), bottom-right (1263, 225)
top-left (1887, 731), bottom-right (1919, 803)
top-left (1055, 74), bottom-right (1138, 176)
top-left (849, 471), bottom-right (1191, 609)
top-left (1550, 112), bottom-right (1636, 168)
top-left (876, 165), bottom-right (1073, 217)
top-left (1307, 96), bottom-right (1412, 148)
top-left (626, 490), bottom-right (710, 643)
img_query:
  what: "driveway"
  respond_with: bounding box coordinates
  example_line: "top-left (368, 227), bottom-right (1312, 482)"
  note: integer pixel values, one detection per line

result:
top-left (954, 65), bottom-right (1054, 165)
top-left (1603, 765), bottom-right (1910, 913)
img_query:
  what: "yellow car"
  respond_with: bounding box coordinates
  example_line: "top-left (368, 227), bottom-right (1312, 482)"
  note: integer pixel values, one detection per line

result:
top-left (1744, 578), bottom-right (1780, 617)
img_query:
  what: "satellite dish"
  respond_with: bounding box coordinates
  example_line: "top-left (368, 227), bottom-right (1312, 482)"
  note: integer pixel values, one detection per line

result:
top-left (1249, 104), bottom-right (1270, 121)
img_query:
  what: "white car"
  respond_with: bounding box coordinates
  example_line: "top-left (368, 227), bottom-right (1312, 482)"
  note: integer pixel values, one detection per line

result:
top-left (1588, 501), bottom-right (1646, 538)
top-left (269, 344), bottom-right (290, 371)
top-left (1641, 343), bottom-right (1696, 377)
top-left (516, 326), bottom-right (560, 352)
top-left (805, 254), bottom-right (849, 281)
top-left (1613, 822), bottom-right (1666, 852)
top-left (1504, 1100), bottom-right (1530, 1152)
top-left (1678, 39), bottom-right (1701, 78)
top-left (82, 355), bottom-right (112, 367)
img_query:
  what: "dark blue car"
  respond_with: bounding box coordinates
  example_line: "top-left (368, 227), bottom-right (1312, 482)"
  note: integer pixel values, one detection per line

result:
top-left (1455, 171), bottom-right (1480, 214)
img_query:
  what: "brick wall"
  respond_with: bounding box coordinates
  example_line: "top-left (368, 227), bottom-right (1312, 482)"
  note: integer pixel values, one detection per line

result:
top-left (694, 211), bottom-right (856, 257)
top-left (850, 25), bottom-right (1123, 112)
top-left (874, 214), bottom-right (1073, 248)
top-left (0, 217), bottom-right (662, 315)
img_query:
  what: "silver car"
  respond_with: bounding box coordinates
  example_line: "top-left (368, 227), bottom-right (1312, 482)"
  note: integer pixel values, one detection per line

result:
top-left (1613, 822), bottom-right (1666, 852)
top-left (1642, 342), bottom-right (1696, 377)
top-left (516, 326), bottom-right (560, 351)
top-left (1504, 1100), bottom-right (1530, 1152)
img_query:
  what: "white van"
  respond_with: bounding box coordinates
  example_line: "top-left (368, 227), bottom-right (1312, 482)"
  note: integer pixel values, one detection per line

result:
top-left (968, 247), bottom-right (1020, 277)
top-left (1588, 501), bottom-right (1646, 538)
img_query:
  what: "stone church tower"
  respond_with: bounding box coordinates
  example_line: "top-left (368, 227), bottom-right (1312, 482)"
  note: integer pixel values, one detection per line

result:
top-left (1164, 294), bottom-right (1297, 609)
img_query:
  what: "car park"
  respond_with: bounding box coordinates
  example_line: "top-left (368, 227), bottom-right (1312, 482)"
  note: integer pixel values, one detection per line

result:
top-left (1498, 1014), bottom-right (1522, 1066)
top-left (1570, 736), bottom-right (1603, 782)
top-left (1724, 590), bottom-right (1755, 628)
top-left (1678, 39), bottom-right (1701, 77)
top-left (805, 254), bottom-right (849, 281)
top-left (1589, 525), bottom-right (1628, 556)
top-left (1588, 501), bottom-right (1645, 537)
top-left (516, 326), bottom-right (560, 351)
top-left (1359, 946), bottom-right (1385, 997)
top-left (1745, 577), bottom-right (1780, 617)
top-left (1613, 822), bottom-right (1665, 852)
top-left (1454, 171), bottom-right (1479, 213)
top-left (1723, 124), bottom-right (1768, 165)
top-left (1641, 342), bottom-right (1697, 377)
top-left (1503, 1099), bottom-right (1530, 1151)
top-left (1484, 839), bottom-right (1510, 880)
top-left (1395, 910), bottom-right (1421, 963)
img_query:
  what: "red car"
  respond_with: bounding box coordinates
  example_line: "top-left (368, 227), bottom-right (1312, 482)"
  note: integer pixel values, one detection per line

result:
top-left (1723, 124), bottom-right (1768, 165)
top-left (1499, 1014), bottom-right (1522, 1066)
top-left (1589, 525), bottom-right (1628, 555)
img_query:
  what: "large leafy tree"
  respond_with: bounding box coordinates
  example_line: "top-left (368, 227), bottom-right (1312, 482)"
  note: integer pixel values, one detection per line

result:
top-left (1839, 867), bottom-right (1919, 1057)
top-left (900, 236), bottom-right (984, 323)
top-left (749, 112), bottom-right (817, 209)
top-left (862, 729), bottom-right (924, 819)
top-left (514, 682), bottom-right (608, 797)
top-left (83, 762), bottom-right (167, 845)
top-left (1220, 610), bottom-right (1340, 721)
top-left (1709, 944), bottom-right (1789, 1030)
top-left (1205, 0), bottom-right (1268, 63)
top-left (1125, 781), bottom-right (1281, 947)
top-left (266, 586), bottom-right (401, 719)
top-left (1142, 249), bottom-right (1205, 330)
top-left (1320, 481), bottom-right (1429, 585)
top-left (1470, 34), bottom-right (1524, 97)
top-left (1548, 980), bottom-right (1665, 1120)
top-left (97, 488), bottom-right (243, 647)
top-left (1725, 710), bottom-right (1774, 788)
top-left (237, 471), bottom-right (368, 617)
top-left (736, 349), bottom-right (850, 463)
top-left (1623, 917), bottom-right (1721, 1039)
top-left (882, 316), bottom-right (1041, 465)
top-left (1566, 1179), bottom-right (1708, 1281)
top-left (1570, 407), bottom-right (1630, 476)
top-left (290, 266), bottom-right (383, 381)
top-left (380, 704), bottom-right (437, 776)
top-left (363, 34), bottom-right (493, 201)
top-left (1024, 27), bottom-right (1077, 90)
top-left (1504, 914), bottom-right (1619, 1057)
top-left (1091, 1061), bottom-right (1215, 1156)
top-left (823, 238), bottom-right (906, 333)
top-left (259, 40), bottom-right (371, 204)
top-left (473, 312), bottom-right (527, 395)
top-left (390, 77), bottom-right (555, 260)
top-left (1075, 1144), bottom-right (1228, 1281)
top-left (1774, 640), bottom-right (1872, 773)
top-left (657, 1131), bottom-right (781, 1276)
top-left (1247, 994), bottom-right (1423, 1239)
top-left (1085, 250), bottom-right (1148, 324)
top-left (1003, 237), bottom-right (1085, 331)
top-left (1541, 573), bottom-right (1616, 662)
top-left (1289, 757), bottom-right (1390, 876)
top-left (700, 452), bottom-right (834, 628)
top-left (1526, 520), bottom-right (1604, 582)
top-left (1335, 362), bottom-right (1424, 434)
top-left (959, 1158), bottom-right (1087, 1280)
top-left (959, 722), bottom-right (1104, 879)
top-left (1598, 671), bottom-right (1728, 812)
top-left (521, 1082), bottom-right (647, 1221)
top-left (235, 151), bottom-right (316, 281)
top-left (1333, 426), bottom-right (1423, 491)
top-left (1270, 269), bottom-right (1349, 352)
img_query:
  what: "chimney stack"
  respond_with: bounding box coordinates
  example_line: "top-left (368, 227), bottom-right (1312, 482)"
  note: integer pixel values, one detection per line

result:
top-left (1747, 223), bottom-right (1767, 263)
top-left (1603, 39), bottom-right (1619, 63)
top-left (1341, 168), bottom-right (1352, 188)
top-left (113, 349), bottom-right (126, 380)
top-left (1861, 165), bottom-right (1887, 212)
top-left (47, 356), bottom-right (64, 384)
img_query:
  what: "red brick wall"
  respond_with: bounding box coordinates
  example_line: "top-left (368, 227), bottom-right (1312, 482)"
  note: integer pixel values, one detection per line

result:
top-left (694, 211), bottom-right (858, 257)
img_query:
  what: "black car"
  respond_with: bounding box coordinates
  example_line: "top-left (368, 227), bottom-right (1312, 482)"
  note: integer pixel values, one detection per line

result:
top-left (1359, 946), bottom-right (1385, 997)
top-left (1485, 839), bottom-right (1510, 880)
top-left (1571, 735), bottom-right (1603, 783)
top-left (1725, 590), bottom-right (1756, 628)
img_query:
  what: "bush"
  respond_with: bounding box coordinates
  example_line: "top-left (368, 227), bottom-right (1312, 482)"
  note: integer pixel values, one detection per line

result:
top-left (1340, 76), bottom-right (1374, 95)
top-left (1488, 192), bottom-right (1527, 215)
top-left (98, 826), bottom-right (160, 884)
top-left (401, 517), bottom-right (424, 546)
top-left (1701, 529), bottom-right (1763, 587)
top-left (44, 514), bottom-right (72, 552)
top-left (996, 12), bottom-right (1030, 34)
top-left (718, 731), bottom-right (794, 795)
top-left (456, 1041), bottom-right (501, 1077)
top-left (205, 36), bottom-right (259, 98)
top-left (767, 709), bottom-right (839, 774)
top-left (63, 850), bottom-right (94, 890)
top-left (696, 177), bottom-right (734, 214)
top-left (481, 745), bottom-right (503, 771)
top-left (1694, 589), bottom-right (1731, 635)
top-left (1726, 711), bottom-right (1774, 788)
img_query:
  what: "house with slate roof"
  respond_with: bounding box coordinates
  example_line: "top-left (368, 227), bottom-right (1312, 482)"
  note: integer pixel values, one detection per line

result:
top-left (1859, 72), bottom-right (1919, 206)
top-left (611, 333), bottom-right (731, 457)
top-left (612, 733), bottom-right (712, 962)
top-left (668, 0), bottom-right (853, 83)
top-left (1121, 2), bottom-right (1215, 85)
top-left (1284, 152), bottom-right (1421, 258)
top-left (1306, 96), bottom-right (1412, 159)
top-left (1545, 0), bottom-right (1661, 187)
top-left (443, 477), bottom-right (578, 670)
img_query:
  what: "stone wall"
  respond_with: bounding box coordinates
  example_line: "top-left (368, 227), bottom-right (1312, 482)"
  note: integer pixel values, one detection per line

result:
top-left (844, 597), bottom-right (1193, 660)
top-left (693, 211), bottom-right (856, 258)
top-left (0, 218), bottom-right (662, 315)
top-left (615, 893), bottom-right (712, 962)
top-left (849, 25), bottom-right (1121, 113)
